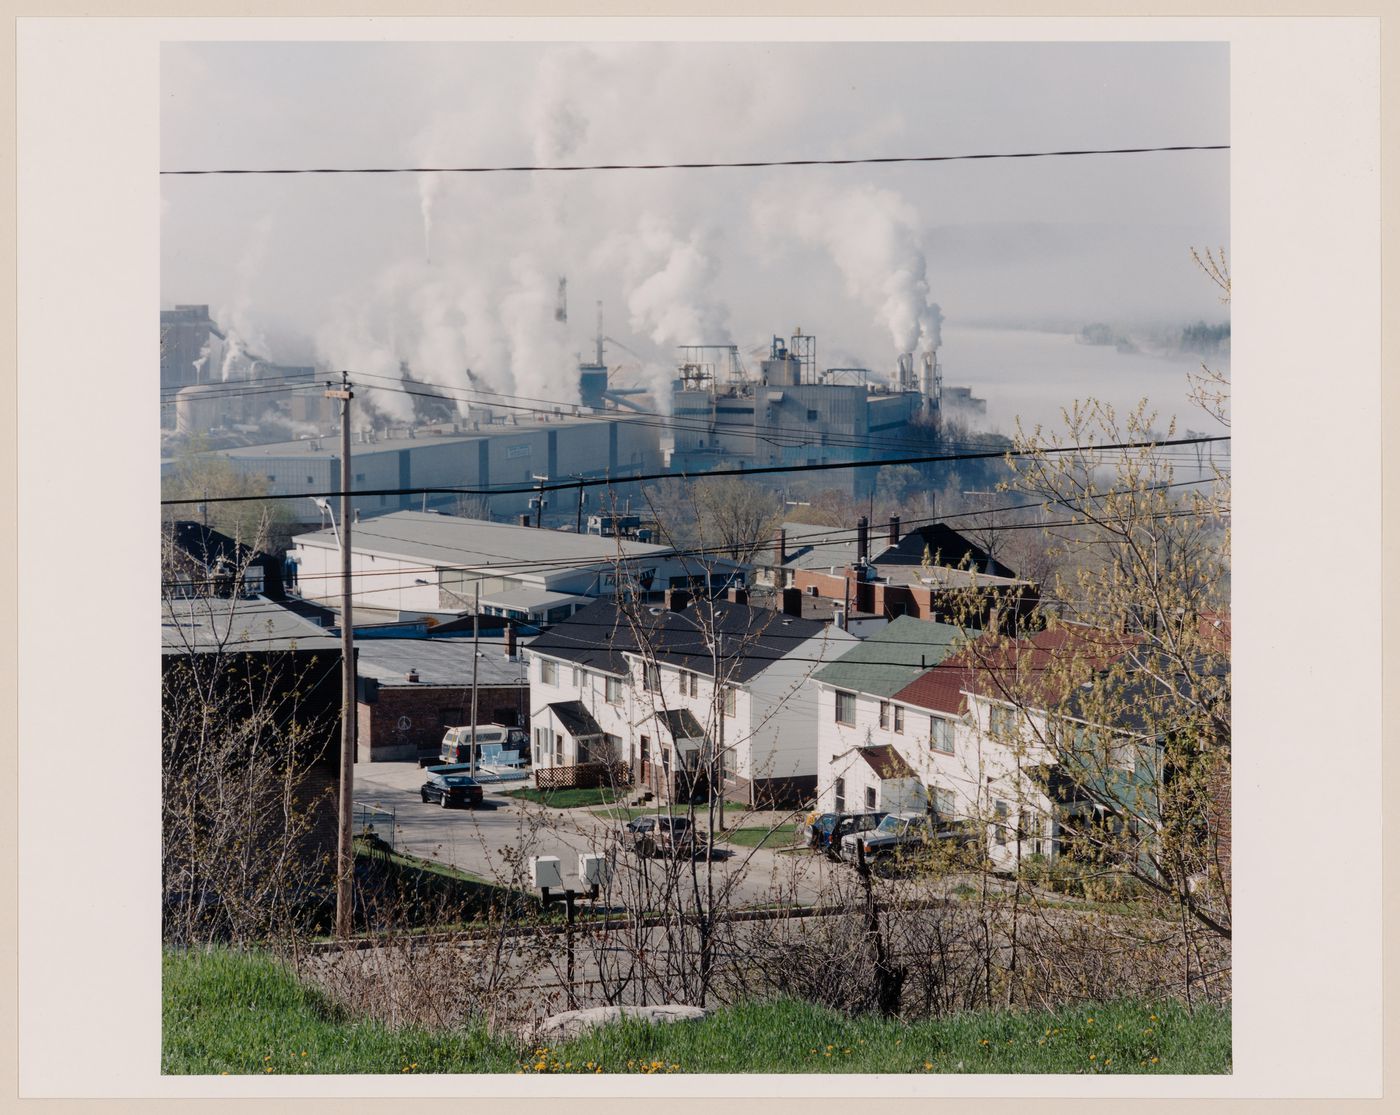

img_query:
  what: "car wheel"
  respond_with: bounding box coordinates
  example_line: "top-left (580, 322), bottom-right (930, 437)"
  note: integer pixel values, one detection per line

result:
top-left (637, 837), bottom-right (655, 858)
top-left (440, 793), bottom-right (452, 809)
top-left (420, 791), bottom-right (429, 803)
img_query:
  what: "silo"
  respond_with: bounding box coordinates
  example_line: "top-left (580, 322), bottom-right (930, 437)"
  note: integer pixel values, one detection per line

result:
top-left (175, 383), bottom-right (229, 436)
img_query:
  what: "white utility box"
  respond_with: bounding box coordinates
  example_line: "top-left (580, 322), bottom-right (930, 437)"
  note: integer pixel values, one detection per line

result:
top-left (578, 852), bottom-right (610, 888)
top-left (529, 855), bottom-right (563, 890)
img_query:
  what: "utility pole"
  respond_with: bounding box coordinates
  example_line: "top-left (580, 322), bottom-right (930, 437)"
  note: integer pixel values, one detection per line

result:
top-left (326, 371), bottom-right (356, 939)
top-left (575, 477), bottom-right (586, 533)
top-left (713, 631), bottom-right (726, 830)
top-left (531, 474), bottom-right (549, 529)
top-left (469, 585), bottom-right (480, 777)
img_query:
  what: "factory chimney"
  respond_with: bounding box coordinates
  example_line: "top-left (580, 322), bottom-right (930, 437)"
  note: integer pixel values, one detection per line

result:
top-left (888, 515), bottom-right (901, 546)
top-left (856, 515), bottom-right (869, 564)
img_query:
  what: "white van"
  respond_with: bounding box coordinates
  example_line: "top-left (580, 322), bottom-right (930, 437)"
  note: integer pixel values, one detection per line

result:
top-left (439, 724), bottom-right (527, 765)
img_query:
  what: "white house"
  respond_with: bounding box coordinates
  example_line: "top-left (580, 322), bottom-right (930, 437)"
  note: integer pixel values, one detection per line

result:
top-left (525, 596), bottom-right (857, 807)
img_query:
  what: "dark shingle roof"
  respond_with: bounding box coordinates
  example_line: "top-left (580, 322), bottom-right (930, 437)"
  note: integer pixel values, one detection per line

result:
top-left (549, 701), bottom-right (604, 739)
top-left (855, 745), bottom-right (917, 780)
top-left (525, 599), bottom-right (826, 684)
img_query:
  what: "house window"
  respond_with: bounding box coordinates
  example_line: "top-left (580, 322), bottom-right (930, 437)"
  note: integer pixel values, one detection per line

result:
top-left (864, 786), bottom-right (877, 811)
top-left (640, 735), bottom-right (650, 763)
top-left (572, 665), bottom-right (588, 687)
top-left (806, 409), bottom-right (819, 421)
top-left (723, 687), bottom-right (736, 717)
top-left (834, 691), bottom-right (856, 725)
top-left (554, 733), bottom-right (564, 765)
top-left (893, 706), bottom-right (905, 734)
top-left (605, 676), bottom-right (623, 704)
top-left (989, 703), bottom-right (1018, 737)
top-left (879, 701), bottom-right (890, 730)
top-left (834, 777), bottom-right (846, 813)
top-left (540, 659), bottom-right (558, 685)
top-left (681, 670), bottom-right (698, 697)
top-left (642, 663), bottom-right (661, 692)
top-left (929, 716), bottom-right (954, 754)
top-left (930, 786), bottom-right (955, 821)
top-left (994, 800), bottom-right (1010, 846)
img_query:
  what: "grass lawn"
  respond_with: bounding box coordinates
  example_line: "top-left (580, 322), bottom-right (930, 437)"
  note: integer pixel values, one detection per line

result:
top-left (164, 948), bottom-right (1230, 1075)
top-left (595, 803), bottom-right (754, 822)
top-left (723, 824), bottom-right (798, 849)
top-left (502, 786), bottom-right (622, 808)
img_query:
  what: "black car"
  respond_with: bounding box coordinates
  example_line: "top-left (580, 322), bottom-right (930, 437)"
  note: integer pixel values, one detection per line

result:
top-left (813, 811), bottom-right (888, 857)
top-left (624, 814), bottom-right (707, 858)
top-left (420, 772), bottom-right (484, 809)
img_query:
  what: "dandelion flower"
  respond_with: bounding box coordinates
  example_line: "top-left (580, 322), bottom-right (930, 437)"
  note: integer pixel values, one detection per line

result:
top-left (1151, 1057), bottom-right (1159, 1064)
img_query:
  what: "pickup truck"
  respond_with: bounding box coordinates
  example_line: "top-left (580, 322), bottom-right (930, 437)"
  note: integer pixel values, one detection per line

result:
top-left (437, 724), bottom-right (528, 766)
top-left (839, 812), bottom-right (982, 873)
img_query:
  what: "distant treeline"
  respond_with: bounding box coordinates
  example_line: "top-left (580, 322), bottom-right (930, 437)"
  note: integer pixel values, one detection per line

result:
top-left (1078, 320), bottom-right (1230, 358)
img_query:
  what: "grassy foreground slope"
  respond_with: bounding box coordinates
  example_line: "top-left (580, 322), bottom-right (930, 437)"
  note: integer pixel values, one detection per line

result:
top-left (163, 948), bottom-right (1230, 1075)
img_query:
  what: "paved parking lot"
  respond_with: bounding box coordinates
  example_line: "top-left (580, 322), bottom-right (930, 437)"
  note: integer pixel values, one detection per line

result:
top-left (352, 761), bottom-right (841, 907)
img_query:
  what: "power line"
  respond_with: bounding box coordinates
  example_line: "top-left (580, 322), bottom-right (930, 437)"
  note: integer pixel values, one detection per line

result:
top-left (161, 432), bottom-right (1230, 508)
top-left (160, 143), bottom-right (1230, 177)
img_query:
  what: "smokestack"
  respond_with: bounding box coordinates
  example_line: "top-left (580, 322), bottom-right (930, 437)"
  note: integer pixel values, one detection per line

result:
top-left (504, 623), bottom-right (518, 661)
top-left (774, 528), bottom-right (787, 565)
top-left (781, 586), bottom-right (803, 617)
top-left (857, 516), bottom-right (869, 564)
top-left (888, 515), bottom-right (900, 546)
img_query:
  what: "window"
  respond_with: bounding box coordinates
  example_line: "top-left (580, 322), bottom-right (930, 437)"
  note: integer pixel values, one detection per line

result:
top-left (929, 716), bottom-right (955, 754)
top-left (640, 735), bottom-right (650, 763)
top-left (834, 777), bottom-right (846, 813)
top-left (723, 687), bottom-right (736, 717)
top-left (603, 733), bottom-right (622, 760)
top-left (864, 786), bottom-right (878, 811)
top-left (572, 665), bottom-right (587, 687)
top-left (266, 474), bottom-right (276, 482)
top-left (306, 475), bottom-right (314, 484)
top-left (540, 659), bottom-right (558, 686)
top-left (930, 786), bottom-right (955, 821)
top-left (835, 690), bottom-right (856, 726)
top-left (681, 670), bottom-right (698, 697)
top-left (806, 408), bottom-right (819, 421)
top-left (893, 706), bottom-right (905, 734)
top-left (355, 472), bottom-right (366, 482)
top-left (641, 663), bottom-right (661, 692)
top-left (989, 703), bottom-right (1018, 737)
top-left (879, 701), bottom-right (890, 730)
top-left (994, 800), bottom-right (1009, 846)
top-left (554, 732), bottom-right (563, 765)
top-left (605, 676), bottom-right (623, 704)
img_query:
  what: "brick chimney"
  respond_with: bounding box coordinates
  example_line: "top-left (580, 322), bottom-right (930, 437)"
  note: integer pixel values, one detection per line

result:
top-left (856, 515), bottom-right (869, 564)
top-left (664, 588), bottom-right (691, 612)
top-left (727, 585), bottom-right (748, 605)
top-left (774, 528), bottom-right (787, 565)
top-left (889, 514), bottom-right (900, 546)
top-left (781, 586), bottom-right (803, 617)
top-left (504, 622), bottom-right (518, 660)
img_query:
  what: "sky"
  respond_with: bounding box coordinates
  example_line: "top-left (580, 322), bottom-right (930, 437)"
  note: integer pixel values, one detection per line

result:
top-left (160, 40), bottom-right (1229, 421)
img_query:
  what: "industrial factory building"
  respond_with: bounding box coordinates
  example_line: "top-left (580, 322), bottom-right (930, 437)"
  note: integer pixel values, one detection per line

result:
top-left (663, 331), bottom-right (944, 497)
top-left (175, 410), bottom-right (664, 523)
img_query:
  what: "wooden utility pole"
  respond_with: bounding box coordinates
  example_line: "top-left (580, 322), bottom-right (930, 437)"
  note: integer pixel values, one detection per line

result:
top-left (469, 585), bottom-right (480, 777)
top-left (327, 371), bottom-right (356, 939)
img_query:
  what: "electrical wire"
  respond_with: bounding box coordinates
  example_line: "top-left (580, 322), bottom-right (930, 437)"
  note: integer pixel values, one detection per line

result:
top-left (160, 143), bottom-right (1230, 176)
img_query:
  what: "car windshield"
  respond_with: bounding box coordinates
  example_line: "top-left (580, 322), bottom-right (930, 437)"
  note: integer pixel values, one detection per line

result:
top-left (873, 815), bottom-right (903, 836)
top-left (442, 776), bottom-right (478, 787)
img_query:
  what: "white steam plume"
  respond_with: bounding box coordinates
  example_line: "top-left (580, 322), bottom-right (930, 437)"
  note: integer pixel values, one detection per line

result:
top-left (753, 181), bottom-right (942, 357)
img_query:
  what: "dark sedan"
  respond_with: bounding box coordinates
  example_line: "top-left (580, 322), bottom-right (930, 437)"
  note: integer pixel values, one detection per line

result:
top-left (420, 772), bottom-right (484, 809)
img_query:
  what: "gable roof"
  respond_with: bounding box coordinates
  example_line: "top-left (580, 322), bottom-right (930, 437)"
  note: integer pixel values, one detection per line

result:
top-left (813, 616), bottom-right (974, 698)
top-left (855, 745), bottom-right (918, 780)
top-left (871, 523), bottom-right (1017, 578)
top-left (524, 598), bottom-right (826, 684)
top-left (892, 664), bottom-right (976, 716)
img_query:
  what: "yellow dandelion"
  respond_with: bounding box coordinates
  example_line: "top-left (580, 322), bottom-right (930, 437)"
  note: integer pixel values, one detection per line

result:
top-left (1089, 1054), bottom-right (1096, 1061)
top-left (595, 1067), bottom-right (603, 1074)
top-left (1150, 1014), bottom-right (1158, 1022)
top-left (1151, 1057), bottom-right (1159, 1064)
top-left (1087, 1018), bottom-right (1095, 1025)
top-left (924, 1061), bottom-right (933, 1071)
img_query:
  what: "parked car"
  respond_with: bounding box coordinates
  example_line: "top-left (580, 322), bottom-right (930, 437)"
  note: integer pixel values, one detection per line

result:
top-left (839, 813), bottom-right (982, 873)
top-left (419, 770), bottom-right (485, 809)
top-left (814, 811), bottom-right (888, 857)
top-left (624, 814), bottom-right (708, 858)
top-left (797, 810), bottom-right (833, 848)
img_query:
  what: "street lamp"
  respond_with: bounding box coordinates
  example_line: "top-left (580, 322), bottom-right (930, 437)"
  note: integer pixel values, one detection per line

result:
top-left (312, 496), bottom-right (342, 551)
